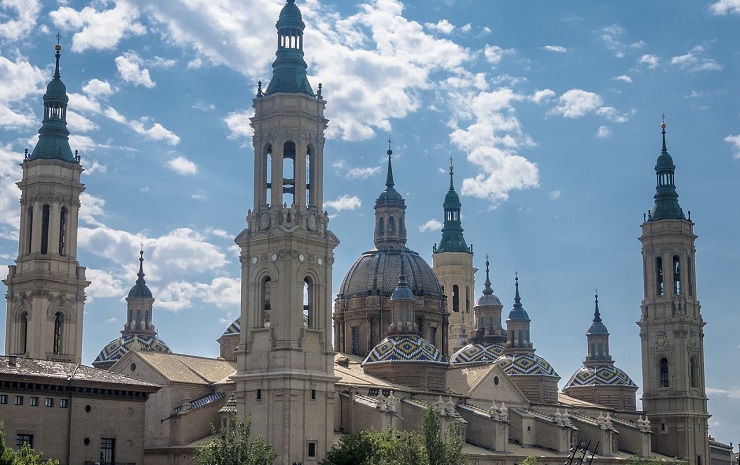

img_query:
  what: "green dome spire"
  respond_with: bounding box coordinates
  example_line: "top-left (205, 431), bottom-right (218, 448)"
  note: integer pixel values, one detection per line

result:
top-left (434, 159), bottom-right (471, 254)
top-left (264, 0), bottom-right (314, 96)
top-left (649, 120), bottom-right (685, 221)
top-left (28, 41), bottom-right (77, 164)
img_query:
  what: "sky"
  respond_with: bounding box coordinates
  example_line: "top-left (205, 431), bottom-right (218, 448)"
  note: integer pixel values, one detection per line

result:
top-left (1, 0), bottom-right (740, 446)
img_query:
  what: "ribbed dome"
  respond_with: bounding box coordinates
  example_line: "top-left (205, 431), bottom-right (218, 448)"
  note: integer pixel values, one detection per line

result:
top-left (94, 335), bottom-right (171, 365)
top-left (339, 248), bottom-right (442, 300)
top-left (563, 365), bottom-right (637, 388)
top-left (495, 353), bottom-right (559, 378)
top-left (276, 0), bottom-right (304, 29)
top-left (44, 78), bottom-right (68, 102)
top-left (450, 342), bottom-right (505, 366)
top-left (362, 335), bottom-right (447, 365)
top-left (477, 293), bottom-right (502, 307)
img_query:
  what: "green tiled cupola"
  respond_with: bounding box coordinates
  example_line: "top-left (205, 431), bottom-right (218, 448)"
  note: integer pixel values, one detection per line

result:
top-left (264, 0), bottom-right (314, 96)
top-left (434, 160), bottom-right (471, 254)
top-left (649, 121), bottom-right (685, 221)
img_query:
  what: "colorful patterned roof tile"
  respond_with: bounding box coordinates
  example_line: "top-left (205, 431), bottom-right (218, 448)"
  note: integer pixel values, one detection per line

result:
top-left (496, 353), bottom-right (559, 378)
top-left (563, 365), bottom-right (637, 388)
top-left (450, 342), bottom-right (505, 366)
top-left (173, 392), bottom-right (226, 413)
top-left (362, 335), bottom-right (447, 366)
top-left (94, 335), bottom-right (171, 364)
top-left (222, 317), bottom-right (241, 335)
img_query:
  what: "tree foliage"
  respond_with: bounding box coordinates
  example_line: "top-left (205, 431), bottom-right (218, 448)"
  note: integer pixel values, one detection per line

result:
top-left (195, 416), bottom-right (276, 465)
top-left (0, 422), bottom-right (58, 465)
top-left (322, 406), bottom-right (467, 465)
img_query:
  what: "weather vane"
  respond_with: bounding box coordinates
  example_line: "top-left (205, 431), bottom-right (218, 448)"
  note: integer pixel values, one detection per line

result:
top-left (56, 32), bottom-right (61, 44)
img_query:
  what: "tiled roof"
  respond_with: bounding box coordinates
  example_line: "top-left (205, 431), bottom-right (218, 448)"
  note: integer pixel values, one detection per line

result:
top-left (563, 364), bottom-right (637, 388)
top-left (450, 342), bottom-right (505, 366)
top-left (135, 352), bottom-right (236, 384)
top-left (362, 335), bottom-right (447, 366)
top-left (0, 356), bottom-right (158, 390)
top-left (173, 392), bottom-right (226, 413)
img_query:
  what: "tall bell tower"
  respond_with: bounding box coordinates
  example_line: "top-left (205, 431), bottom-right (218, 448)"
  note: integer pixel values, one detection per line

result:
top-left (232, 1), bottom-right (339, 463)
top-left (3, 42), bottom-right (88, 363)
top-left (432, 160), bottom-right (475, 355)
top-left (638, 121), bottom-right (709, 465)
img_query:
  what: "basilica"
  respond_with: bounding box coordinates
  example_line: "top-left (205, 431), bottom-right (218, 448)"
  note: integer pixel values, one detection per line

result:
top-left (0, 1), bottom-right (734, 465)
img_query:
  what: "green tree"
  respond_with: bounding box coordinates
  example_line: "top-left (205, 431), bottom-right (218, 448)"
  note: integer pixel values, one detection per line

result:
top-left (521, 456), bottom-right (538, 465)
top-left (421, 407), bottom-right (467, 465)
top-left (195, 416), bottom-right (276, 465)
top-left (321, 427), bottom-right (427, 465)
top-left (0, 422), bottom-right (58, 465)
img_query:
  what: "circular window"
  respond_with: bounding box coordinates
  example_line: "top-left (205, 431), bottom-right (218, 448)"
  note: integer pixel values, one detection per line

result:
top-left (494, 376), bottom-right (499, 385)
top-left (130, 362), bottom-right (137, 371)
top-left (85, 404), bottom-right (91, 413)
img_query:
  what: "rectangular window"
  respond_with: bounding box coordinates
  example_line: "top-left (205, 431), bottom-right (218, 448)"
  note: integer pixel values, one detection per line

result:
top-left (430, 327), bottom-right (437, 346)
top-left (29, 397), bottom-right (39, 407)
top-left (0, 395), bottom-right (7, 404)
top-left (311, 389), bottom-right (316, 400)
top-left (307, 441), bottom-right (317, 457)
top-left (16, 434), bottom-right (33, 450)
top-left (14, 396), bottom-right (23, 406)
top-left (59, 399), bottom-right (69, 408)
top-left (45, 398), bottom-right (54, 407)
top-left (100, 438), bottom-right (115, 464)
top-left (256, 389), bottom-right (262, 400)
top-left (351, 327), bottom-right (360, 355)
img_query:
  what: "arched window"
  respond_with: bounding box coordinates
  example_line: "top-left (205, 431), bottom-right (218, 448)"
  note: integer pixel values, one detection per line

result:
top-left (399, 217), bottom-right (404, 234)
top-left (136, 310), bottom-right (141, 329)
top-left (452, 285), bottom-right (459, 312)
top-left (378, 217), bottom-right (384, 236)
top-left (303, 277), bottom-right (314, 328)
top-left (517, 330), bottom-right (523, 346)
top-left (27, 207), bottom-right (33, 254)
top-left (655, 257), bottom-right (664, 296)
top-left (488, 316), bottom-right (493, 335)
top-left (388, 216), bottom-right (395, 233)
top-left (690, 357), bottom-right (698, 388)
top-left (282, 141), bottom-right (296, 205)
top-left (40, 205), bottom-right (50, 255)
top-left (306, 146), bottom-right (313, 206)
top-left (660, 357), bottom-right (669, 387)
top-left (673, 256), bottom-right (681, 295)
top-left (465, 286), bottom-right (470, 313)
top-left (59, 207), bottom-right (67, 256)
top-left (144, 311), bottom-right (149, 329)
top-left (53, 312), bottom-right (63, 355)
top-left (261, 277), bottom-right (272, 328)
top-left (264, 144), bottom-right (273, 204)
top-left (687, 257), bottom-right (693, 296)
top-left (19, 311), bottom-right (28, 355)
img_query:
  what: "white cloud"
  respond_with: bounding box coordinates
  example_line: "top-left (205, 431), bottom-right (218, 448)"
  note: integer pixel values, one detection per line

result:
top-left (706, 387), bottom-right (740, 399)
top-left (597, 126), bottom-right (611, 138)
top-left (82, 160), bottom-right (107, 175)
top-left (531, 89), bottom-right (555, 105)
top-left (224, 110), bottom-right (254, 140)
top-left (484, 45), bottom-right (513, 66)
top-left (543, 45), bottom-right (567, 53)
top-left (639, 54), bottom-right (659, 68)
top-left (596, 106), bottom-right (630, 123)
top-left (85, 268), bottom-right (125, 300)
top-left (0, 144), bottom-right (23, 239)
top-left (82, 79), bottom-right (114, 98)
top-left (419, 219), bottom-right (443, 232)
top-left (66, 110), bottom-right (99, 132)
top-left (115, 51), bottom-right (155, 88)
top-left (346, 166), bottom-right (381, 179)
top-left (0, 0), bottom-right (41, 41)
top-left (79, 192), bottom-right (107, 227)
top-left (50, 1), bottom-right (146, 53)
top-left (167, 156), bottom-right (198, 175)
top-left (324, 195), bottom-right (362, 212)
top-left (613, 75), bottom-right (633, 83)
top-left (0, 56), bottom-right (46, 129)
top-left (710, 0), bottom-right (740, 15)
top-left (670, 46), bottom-right (723, 72)
top-left (549, 89), bottom-right (603, 118)
top-left (156, 276), bottom-right (240, 311)
top-left (548, 190), bottom-right (561, 200)
top-left (103, 107), bottom-right (180, 145)
top-left (426, 19), bottom-right (455, 35)
top-left (725, 134), bottom-right (740, 158)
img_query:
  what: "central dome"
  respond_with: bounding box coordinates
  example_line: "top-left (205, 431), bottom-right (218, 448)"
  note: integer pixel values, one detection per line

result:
top-left (339, 247), bottom-right (442, 300)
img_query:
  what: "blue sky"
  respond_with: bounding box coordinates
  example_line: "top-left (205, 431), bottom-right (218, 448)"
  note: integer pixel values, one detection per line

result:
top-left (1, 0), bottom-right (740, 445)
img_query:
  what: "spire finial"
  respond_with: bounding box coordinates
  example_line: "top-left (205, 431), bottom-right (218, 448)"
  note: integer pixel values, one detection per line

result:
top-left (514, 272), bottom-right (521, 302)
top-left (53, 33), bottom-right (62, 80)
top-left (594, 290), bottom-right (602, 323)
top-left (661, 114), bottom-right (667, 153)
top-left (449, 157), bottom-right (455, 191)
top-left (137, 248), bottom-right (146, 283)
top-left (482, 254), bottom-right (493, 295)
top-left (385, 136), bottom-right (395, 189)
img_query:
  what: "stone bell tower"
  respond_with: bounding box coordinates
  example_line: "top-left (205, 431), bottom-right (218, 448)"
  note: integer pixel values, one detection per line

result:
top-left (232, 1), bottom-right (339, 463)
top-left (638, 121), bottom-right (709, 465)
top-left (3, 42), bottom-right (89, 363)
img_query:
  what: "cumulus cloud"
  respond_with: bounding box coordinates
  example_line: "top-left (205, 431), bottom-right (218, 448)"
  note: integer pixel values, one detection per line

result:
top-left (324, 195), bottom-right (362, 212)
top-left (0, 56), bottom-right (46, 129)
top-left (50, 1), bottom-right (146, 53)
top-left (531, 89), bottom-right (555, 105)
top-left (82, 79), bottom-right (115, 98)
top-left (115, 51), bottom-right (155, 88)
top-left (224, 110), bottom-right (254, 140)
top-left (86, 268), bottom-right (126, 300)
top-left (156, 276), bottom-right (240, 311)
top-left (639, 54), bottom-right (659, 68)
top-left (347, 166), bottom-right (381, 179)
top-left (167, 156), bottom-right (198, 175)
top-left (0, 144), bottom-right (23, 239)
top-left (670, 45), bottom-right (723, 72)
top-left (103, 107), bottom-right (180, 145)
top-left (549, 89), bottom-right (603, 118)
top-left (710, 0), bottom-right (740, 15)
top-left (542, 45), bottom-right (567, 53)
top-left (706, 387), bottom-right (740, 399)
top-left (484, 45), bottom-right (514, 66)
top-left (419, 219), bottom-right (443, 232)
top-left (0, 0), bottom-right (41, 41)
top-left (725, 134), bottom-right (740, 158)
top-left (613, 75), bottom-right (633, 83)
top-left (67, 110), bottom-right (99, 133)
top-left (597, 126), bottom-right (611, 138)
top-left (426, 19), bottom-right (455, 35)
